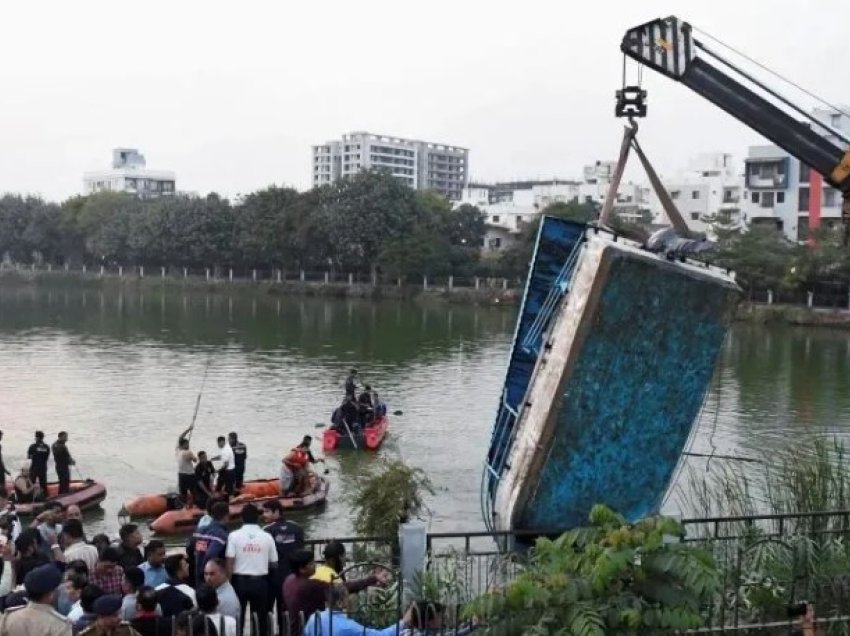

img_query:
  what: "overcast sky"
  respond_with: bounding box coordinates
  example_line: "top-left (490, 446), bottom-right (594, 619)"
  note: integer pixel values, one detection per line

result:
top-left (1, 0), bottom-right (846, 201)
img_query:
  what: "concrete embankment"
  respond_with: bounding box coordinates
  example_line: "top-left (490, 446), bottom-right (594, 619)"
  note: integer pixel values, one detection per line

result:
top-left (0, 268), bottom-right (521, 305)
top-left (734, 302), bottom-right (850, 328)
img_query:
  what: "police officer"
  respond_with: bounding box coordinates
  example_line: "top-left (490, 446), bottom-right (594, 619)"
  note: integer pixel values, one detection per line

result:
top-left (0, 563), bottom-right (71, 635)
top-left (262, 499), bottom-right (305, 634)
top-left (27, 431), bottom-right (51, 491)
top-left (228, 431), bottom-right (247, 491)
top-left (79, 594), bottom-right (143, 636)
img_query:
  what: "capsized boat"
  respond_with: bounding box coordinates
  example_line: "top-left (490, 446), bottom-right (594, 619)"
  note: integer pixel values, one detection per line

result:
top-left (148, 475), bottom-right (329, 535)
top-left (322, 415), bottom-right (389, 452)
top-left (484, 218), bottom-right (740, 538)
top-left (7, 480), bottom-right (107, 516)
top-left (125, 478), bottom-right (291, 518)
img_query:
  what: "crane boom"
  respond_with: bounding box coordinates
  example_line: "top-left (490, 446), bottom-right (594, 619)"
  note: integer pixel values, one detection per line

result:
top-left (621, 16), bottom-right (850, 198)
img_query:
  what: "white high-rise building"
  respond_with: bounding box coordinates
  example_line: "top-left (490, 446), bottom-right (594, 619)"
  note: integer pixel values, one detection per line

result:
top-left (83, 148), bottom-right (176, 198)
top-left (312, 132), bottom-right (468, 200)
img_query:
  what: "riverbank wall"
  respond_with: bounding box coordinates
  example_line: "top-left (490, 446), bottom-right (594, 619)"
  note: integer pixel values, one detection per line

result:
top-left (5, 267), bottom-right (850, 326)
top-left (0, 267), bottom-right (521, 305)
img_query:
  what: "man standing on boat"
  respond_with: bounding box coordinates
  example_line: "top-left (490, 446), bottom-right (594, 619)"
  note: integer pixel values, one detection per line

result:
top-left (282, 436), bottom-right (322, 495)
top-left (175, 426), bottom-right (197, 505)
top-left (227, 432), bottom-right (247, 492)
top-left (345, 368), bottom-right (358, 399)
top-left (27, 431), bottom-right (50, 492)
top-left (211, 436), bottom-right (235, 495)
top-left (52, 432), bottom-right (75, 495)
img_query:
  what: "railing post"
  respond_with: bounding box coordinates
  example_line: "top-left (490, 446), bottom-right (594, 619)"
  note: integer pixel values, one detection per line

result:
top-left (399, 522), bottom-right (427, 605)
top-left (183, 267), bottom-right (188, 279)
top-left (502, 278), bottom-right (508, 290)
top-left (423, 275), bottom-right (428, 291)
top-left (252, 268), bottom-right (257, 282)
top-left (31, 262), bottom-right (35, 271)
top-left (82, 264), bottom-right (87, 274)
top-left (448, 275), bottom-right (454, 291)
top-left (475, 276), bottom-right (480, 290)
top-left (348, 272), bottom-right (353, 287)
top-left (767, 289), bottom-right (773, 305)
top-left (205, 268), bottom-right (210, 281)
top-left (160, 266), bottom-right (165, 279)
top-left (229, 268), bottom-right (233, 283)
top-left (300, 270), bottom-right (305, 282)
top-left (118, 266), bottom-right (123, 277)
top-left (139, 265), bottom-right (144, 278)
top-left (807, 290), bottom-right (814, 308)
top-left (277, 269), bottom-right (282, 283)
top-left (397, 276), bottom-right (402, 288)
top-left (47, 263), bottom-right (52, 272)
top-left (324, 271), bottom-right (329, 284)
top-left (64, 263), bottom-right (69, 272)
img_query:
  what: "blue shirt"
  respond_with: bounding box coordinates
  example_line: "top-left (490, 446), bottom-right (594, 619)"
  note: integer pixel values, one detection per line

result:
top-left (140, 561), bottom-right (169, 587)
top-left (303, 609), bottom-right (403, 636)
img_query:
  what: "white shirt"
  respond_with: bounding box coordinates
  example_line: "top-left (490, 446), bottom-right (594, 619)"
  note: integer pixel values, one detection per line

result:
top-left (217, 445), bottom-right (235, 471)
top-left (63, 541), bottom-right (99, 573)
top-left (67, 601), bottom-right (83, 623)
top-left (225, 524), bottom-right (278, 575)
top-left (205, 613), bottom-right (237, 636)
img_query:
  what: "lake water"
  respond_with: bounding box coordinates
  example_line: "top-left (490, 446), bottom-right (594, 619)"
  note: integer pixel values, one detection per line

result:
top-left (1, 284), bottom-right (849, 539)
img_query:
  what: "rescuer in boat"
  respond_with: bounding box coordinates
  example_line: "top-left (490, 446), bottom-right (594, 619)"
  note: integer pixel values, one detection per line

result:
top-left (358, 385), bottom-right (375, 426)
top-left (52, 431), bottom-right (75, 495)
top-left (26, 431), bottom-right (50, 492)
top-left (281, 436), bottom-right (323, 495)
top-left (211, 435), bottom-right (235, 495)
top-left (175, 426), bottom-right (197, 506)
top-left (345, 369), bottom-right (358, 398)
top-left (227, 432), bottom-right (247, 492)
top-left (13, 463), bottom-right (38, 503)
top-left (192, 451), bottom-right (216, 510)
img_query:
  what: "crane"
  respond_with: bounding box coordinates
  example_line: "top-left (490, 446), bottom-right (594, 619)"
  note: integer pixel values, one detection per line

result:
top-left (618, 16), bottom-right (850, 220)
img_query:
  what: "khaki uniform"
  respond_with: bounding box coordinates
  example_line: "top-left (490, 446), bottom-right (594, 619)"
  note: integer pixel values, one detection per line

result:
top-left (79, 623), bottom-right (143, 636)
top-left (0, 601), bottom-right (73, 636)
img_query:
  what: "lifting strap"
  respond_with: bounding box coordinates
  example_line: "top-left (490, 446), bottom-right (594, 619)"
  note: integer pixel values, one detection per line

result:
top-left (598, 125), bottom-right (690, 236)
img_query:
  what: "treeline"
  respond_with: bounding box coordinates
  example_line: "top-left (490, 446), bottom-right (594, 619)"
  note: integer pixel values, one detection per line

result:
top-left (0, 172), bottom-right (494, 278)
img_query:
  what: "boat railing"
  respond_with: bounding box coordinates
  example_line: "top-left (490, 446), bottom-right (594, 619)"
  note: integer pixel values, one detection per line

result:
top-left (519, 236), bottom-right (585, 357)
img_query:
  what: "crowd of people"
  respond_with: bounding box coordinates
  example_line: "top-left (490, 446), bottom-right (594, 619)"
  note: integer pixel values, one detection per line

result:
top-left (0, 495), bottom-right (468, 636)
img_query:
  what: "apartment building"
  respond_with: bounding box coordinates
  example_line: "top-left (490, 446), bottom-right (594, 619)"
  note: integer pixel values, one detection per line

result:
top-left (83, 148), bottom-right (176, 198)
top-left (741, 107), bottom-right (850, 241)
top-left (311, 132), bottom-right (468, 200)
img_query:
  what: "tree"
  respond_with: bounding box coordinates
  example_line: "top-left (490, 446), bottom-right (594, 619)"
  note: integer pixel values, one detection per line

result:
top-left (350, 460), bottom-right (434, 538)
top-left (234, 186), bottom-right (300, 268)
top-left (710, 224), bottom-right (796, 291)
top-left (319, 171), bottom-right (421, 274)
top-left (467, 505), bottom-right (719, 635)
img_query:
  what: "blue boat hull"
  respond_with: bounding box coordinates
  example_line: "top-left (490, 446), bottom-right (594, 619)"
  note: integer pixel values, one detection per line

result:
top-left (489, 225), bottom-right (739, 533)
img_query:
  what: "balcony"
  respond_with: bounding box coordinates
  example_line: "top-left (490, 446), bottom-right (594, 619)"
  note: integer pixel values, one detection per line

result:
top-left (745, 158), bottom-right (789, 190)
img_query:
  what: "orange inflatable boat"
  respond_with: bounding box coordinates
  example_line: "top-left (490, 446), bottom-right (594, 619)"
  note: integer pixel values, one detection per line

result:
top-left (124, 478), bottom-right (284, 518)
top-left (5, 480), bottom-right (107, 516)
top-left (148, 475), bottom-right (329, 535)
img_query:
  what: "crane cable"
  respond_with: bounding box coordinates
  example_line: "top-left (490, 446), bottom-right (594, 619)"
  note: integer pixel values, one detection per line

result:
top-left (693, 27), bottom-right (850, 122)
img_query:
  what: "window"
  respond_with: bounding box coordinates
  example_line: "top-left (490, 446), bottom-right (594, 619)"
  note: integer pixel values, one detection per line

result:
top-left (831, 114), bottom-right (841, 127)
top-left (691, 191), bottom-right (700, 200)
top-left (797, 217), bottom-right (810, 242)
top-left (777, 192), bottom-right (785, 204)
top-left (824, 188), bottom-right (838, 207)
top-left (488, 238), bottom-right (502, 249)
top-left (761, 192), bottom-right (775, 208)
top-left (690, 212), bottom-right (700, 221)
top-left (670, 190), bottom-right (680, 200)
top-left (798, 187), bottom-right (810, 211)
top-left (491, 215), bottom-right (500, 223)
top-left (799, 163), bottom-right (810, 183)
top-left (751, 192), bottom-right (760, 203)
